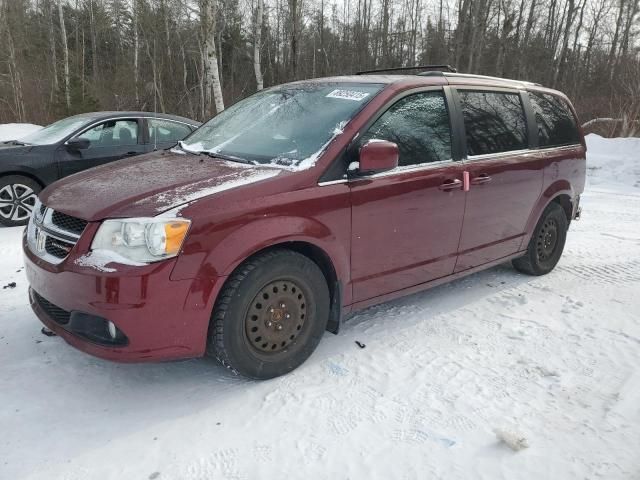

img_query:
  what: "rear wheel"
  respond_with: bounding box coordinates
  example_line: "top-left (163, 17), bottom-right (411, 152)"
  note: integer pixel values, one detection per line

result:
top-left (209, 249), bottom-right (330, 379)
top-left (512, 202), bottom-right (568, 276)
top-left (0, 175), bottom-right (41, 227)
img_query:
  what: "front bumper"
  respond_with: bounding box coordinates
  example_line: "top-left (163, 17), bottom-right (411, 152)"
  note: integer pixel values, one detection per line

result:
top-left (23, 232), bottom-right (224, 362)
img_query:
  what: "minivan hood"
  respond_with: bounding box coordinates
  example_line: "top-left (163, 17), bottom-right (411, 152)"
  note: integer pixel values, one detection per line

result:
top-left (41, 150), bottom-right (283, 221)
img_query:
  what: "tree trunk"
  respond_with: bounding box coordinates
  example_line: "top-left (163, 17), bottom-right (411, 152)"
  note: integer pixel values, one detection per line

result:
top-left (201, 0), bottom-right (225, 115)
top-left (607, 0), bottom-right (625, 71)
top-left (254, 0), bottom-right (264, 90)
top-left (517, 0), bottom-right (537, 77)
top-left (48, 1), bottom-right (59, 97)
top-left (5, 28), bottom-right (26, 121)
top-left (552, 0), bottom-right (575, 87)
top-left (288, 0), bottom-right (299, 78)
top-left (133, 0), bottom-right (139, 106)
top-left (58, 0), bottom-right (71, 109)
top-left (89, 0), bottom-right (98, 82)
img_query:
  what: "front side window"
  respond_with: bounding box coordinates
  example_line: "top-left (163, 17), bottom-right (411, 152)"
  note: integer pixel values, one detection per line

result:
top-left (360, 91), bottom-right (452, 167)
top-left (529, 92), bottom-right (580, 147)
top-left (459, 91), bottom-right (528, 156)
top-left (148, 119), bottom-right (192, 145)
top-left (181, 83), bottom-right (383, 168)
top-left (76, 120), bottom-right (139, 148)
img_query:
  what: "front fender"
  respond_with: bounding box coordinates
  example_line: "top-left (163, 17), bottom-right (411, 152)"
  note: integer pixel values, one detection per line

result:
top-left (171, 214), bottom-right (351, 300)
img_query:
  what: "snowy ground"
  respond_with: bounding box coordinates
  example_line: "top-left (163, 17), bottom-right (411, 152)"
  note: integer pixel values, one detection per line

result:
top-left (1, 135), bottom-right (639, 479)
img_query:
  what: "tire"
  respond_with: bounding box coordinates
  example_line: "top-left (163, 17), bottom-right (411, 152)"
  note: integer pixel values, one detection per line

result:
top-left (209, 249), bottom-right (330, 379)
top-left (512, 202), bottom-right (568, 276)
top-left (0, 175), bottom-right (41, 227)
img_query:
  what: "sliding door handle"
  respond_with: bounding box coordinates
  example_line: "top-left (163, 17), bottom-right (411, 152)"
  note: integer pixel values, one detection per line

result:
top-left (471, 174), bottom-right (492, 185)
top-left (438, 178), bottom-right (463, 191)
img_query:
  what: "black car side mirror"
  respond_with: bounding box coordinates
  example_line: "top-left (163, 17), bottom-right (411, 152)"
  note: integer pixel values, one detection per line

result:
top-left (66, 138), bottom-right (90, 150)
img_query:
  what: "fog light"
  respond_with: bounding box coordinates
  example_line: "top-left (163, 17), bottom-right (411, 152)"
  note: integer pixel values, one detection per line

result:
top-left (107, 321), bottom-right (117, 339)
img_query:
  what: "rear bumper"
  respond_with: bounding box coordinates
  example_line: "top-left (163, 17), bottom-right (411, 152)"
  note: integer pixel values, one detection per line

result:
top-left (572, 195), bottom-right (582, 220)
top-left (23, 232), bottom-right (225, 362)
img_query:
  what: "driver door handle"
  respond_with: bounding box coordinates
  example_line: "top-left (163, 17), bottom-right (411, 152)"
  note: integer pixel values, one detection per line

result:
top-left (438, 178), bottom-right (463, 191)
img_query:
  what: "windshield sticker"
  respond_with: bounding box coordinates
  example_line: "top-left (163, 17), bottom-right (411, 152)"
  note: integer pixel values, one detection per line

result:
top-left (326, 89), bottom-right (370, 101)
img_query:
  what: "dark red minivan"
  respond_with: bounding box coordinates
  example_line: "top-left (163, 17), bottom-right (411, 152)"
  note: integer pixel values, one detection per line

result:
top-left (23, 69), bottom-right (586, 378)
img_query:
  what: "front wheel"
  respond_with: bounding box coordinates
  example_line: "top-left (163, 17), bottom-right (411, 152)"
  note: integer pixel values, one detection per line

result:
top-left (512, 202), bottom-right (568, 276)
top-left (0, 175), bottom-right (41, 227)
top-left (208, 249), bottom-right (330, 379)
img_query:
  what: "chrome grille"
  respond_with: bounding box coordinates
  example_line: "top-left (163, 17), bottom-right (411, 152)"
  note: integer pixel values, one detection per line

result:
top-left (45, 235), bottom-right (74, 259)
top-left (51, 211), bottom-right (88, 235)
top-left (27, 200), bottom-right (85, 265)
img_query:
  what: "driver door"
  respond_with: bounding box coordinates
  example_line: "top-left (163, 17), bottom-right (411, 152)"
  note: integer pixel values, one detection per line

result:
top-left (349, 89), bottom-right (466, 303)
top-left (56, 118), bottom-right (145, 177)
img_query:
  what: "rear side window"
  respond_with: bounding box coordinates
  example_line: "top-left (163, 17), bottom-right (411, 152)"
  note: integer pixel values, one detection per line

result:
top-left (529, 92), bottom-right (580, 147)
top-left (361, 91), bottom-right (452, 166)
top-left (459, 91), bottom-right (528, 156)
top-left (148, 119), bottom-right (192, 144)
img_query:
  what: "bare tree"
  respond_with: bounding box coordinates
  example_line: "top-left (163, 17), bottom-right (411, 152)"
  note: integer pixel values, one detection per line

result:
top-left (254, 0), bottom-right (264, 90)
top-left (201, 0), bottom-right (224, 115)
top-left (58, 0), bottom-right (71, 109)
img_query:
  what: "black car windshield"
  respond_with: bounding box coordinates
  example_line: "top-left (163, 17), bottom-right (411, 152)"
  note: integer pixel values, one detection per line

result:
top-left (180, 83), bottom-right (383, 169)
top-left (19, 115), bottom-right (92, 145)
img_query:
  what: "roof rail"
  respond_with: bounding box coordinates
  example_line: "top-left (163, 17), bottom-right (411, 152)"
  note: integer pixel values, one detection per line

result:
top-left (420, 71), bottom-right (541, 87)
top-left (355, 65), bottom-right (457, 75)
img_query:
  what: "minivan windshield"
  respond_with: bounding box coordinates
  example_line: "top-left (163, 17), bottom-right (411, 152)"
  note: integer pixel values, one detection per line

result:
top-left (180, 83), bottom-right (383, 169)
top-left (19, 115), bottom-right (91, 145)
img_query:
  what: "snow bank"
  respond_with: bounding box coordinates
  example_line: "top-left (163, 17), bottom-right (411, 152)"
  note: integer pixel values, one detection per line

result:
top-left (585, 133), bottom-right (640, 192)
top-left (0, 123), bottom-right (42, 142)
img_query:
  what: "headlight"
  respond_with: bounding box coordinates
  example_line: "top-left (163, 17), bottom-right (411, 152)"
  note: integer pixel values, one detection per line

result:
top-left (26, 198), bottom-right (42, 244)
top-left (91, 217), bottom-right (191, 264)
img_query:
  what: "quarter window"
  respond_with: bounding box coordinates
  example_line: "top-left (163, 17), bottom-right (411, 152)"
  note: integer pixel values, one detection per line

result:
top-left (361, 91), bottom-right (452, 166)
top-left (459, 91), bottom-right (528, 156)
top-left (529, 92), bottom-right (580, 147)
top-left (148, 119), bottom-right (192, 145)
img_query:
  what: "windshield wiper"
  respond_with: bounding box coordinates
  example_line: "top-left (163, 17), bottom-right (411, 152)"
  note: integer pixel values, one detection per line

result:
top-left (201, 151), bottom-right (256, 165)
top-left (2, 140), bottom-right (27, 146)
top-left (177, 141), bottom-right (255, 165)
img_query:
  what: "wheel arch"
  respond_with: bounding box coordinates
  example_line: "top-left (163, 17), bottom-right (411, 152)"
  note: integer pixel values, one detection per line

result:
top-left (218, 241), bottom-right (344, 334)
top-left (550, 193), bottom-right (572, 223)
top-left (520, 181), bottom-right (575, 250)
top-left (0, 170), bottom-right (46, 189)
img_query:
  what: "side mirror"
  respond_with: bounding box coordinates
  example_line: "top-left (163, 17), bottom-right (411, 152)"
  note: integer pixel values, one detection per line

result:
top-left (66, 138), bottom-right (90, 150)
top-left (358, 140), bottom-right (399, 175)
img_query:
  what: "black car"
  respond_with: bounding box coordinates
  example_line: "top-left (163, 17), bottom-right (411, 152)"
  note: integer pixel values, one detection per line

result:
top-left (0, 111), bottom-right (200, 226)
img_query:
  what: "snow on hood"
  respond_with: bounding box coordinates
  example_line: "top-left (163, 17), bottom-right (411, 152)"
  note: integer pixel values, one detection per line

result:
top-left (0, 123), bottom-right (42, 142)
top-left (74, 249), bottom-right (146, 272)
top-left (135, 165), bottom-right (280, 214)
top-left (40, 151), bottom-right (282, 221)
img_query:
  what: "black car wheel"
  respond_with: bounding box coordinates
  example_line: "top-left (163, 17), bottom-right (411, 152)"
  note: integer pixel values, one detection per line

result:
top-left (0, 175), bottom-right (41, 227)
top-left (209, 249), bottom-right (330, 379)
top-left (512, 202), bottom-right (568, 276)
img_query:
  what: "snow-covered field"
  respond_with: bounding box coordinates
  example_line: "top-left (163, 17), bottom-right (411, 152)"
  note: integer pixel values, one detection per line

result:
top-left (0, 123), bottom-right (42, 141)
top-left (1, 134), bottom-right (639, 479)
